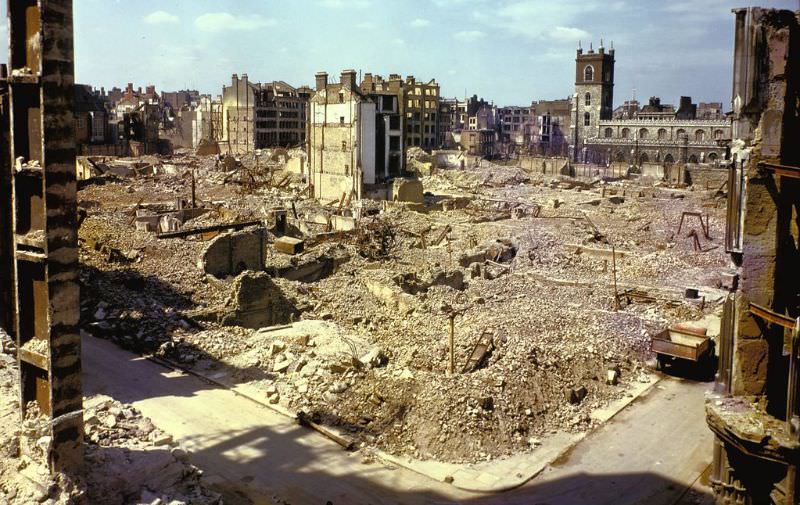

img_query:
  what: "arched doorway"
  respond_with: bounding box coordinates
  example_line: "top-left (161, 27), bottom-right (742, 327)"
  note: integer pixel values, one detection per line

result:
top-left (688, 154), bottom-right (699, 164)
top-left (639, 152), bottom-right (649, 164)
top-left (664, 154), bottom-right (675, 166)
top-left (615, 151), bottom-right (625, 163)
top-left (708, 152), bottom-right (719, 162)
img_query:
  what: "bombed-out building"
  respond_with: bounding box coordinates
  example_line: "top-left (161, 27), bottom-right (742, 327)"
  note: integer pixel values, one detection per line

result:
top-left (308, 70), bottom-right (377, 201)
top-left (707, 7), bottom-right (800, 504)
top-left (221, 74), bottom-right (310, 154)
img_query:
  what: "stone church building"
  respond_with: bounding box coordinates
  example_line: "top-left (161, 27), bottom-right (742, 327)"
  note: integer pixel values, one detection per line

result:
top-left (571, 43), bottom-right (732, 166)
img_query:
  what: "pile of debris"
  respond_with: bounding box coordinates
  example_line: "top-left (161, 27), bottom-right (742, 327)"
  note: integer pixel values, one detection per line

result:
top-left (71, 149), bottom-right (728, 465)
top-left (0, 333), bottom-right (221, 505)
top-left (83, 397), bottom-right (222, 505)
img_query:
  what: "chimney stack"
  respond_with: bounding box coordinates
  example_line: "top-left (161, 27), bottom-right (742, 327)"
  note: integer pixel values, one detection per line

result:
top-left (341, 69), bottom-right (357, 91)
top-left (315, 71), bottom-right (328, 91)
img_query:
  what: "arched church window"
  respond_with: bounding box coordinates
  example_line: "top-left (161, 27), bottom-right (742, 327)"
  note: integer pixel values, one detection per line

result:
top-left (639, 128), bottom-right (648, 139)
top-left (585, 92), bottom-right (591, 106)
top-left (658, 128), bottom-right (667, 140)
top-left (584, 112), bottom-right (591, 126)
top-left (584, 65), bottom-right (594, 81)
top-left (695, 130), bottom-right (705, 142)
top-left (604, 127), bottom-right (613, 138)
top-left (621, 128), bottom-right (630, 139)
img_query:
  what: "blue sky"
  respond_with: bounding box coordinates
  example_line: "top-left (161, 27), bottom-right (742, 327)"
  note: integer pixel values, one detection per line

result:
top-left (1, 0), bottom-right (798, 107)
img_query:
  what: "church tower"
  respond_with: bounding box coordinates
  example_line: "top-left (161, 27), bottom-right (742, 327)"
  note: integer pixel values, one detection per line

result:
top-left (572, 41), bottom-right (615, 162)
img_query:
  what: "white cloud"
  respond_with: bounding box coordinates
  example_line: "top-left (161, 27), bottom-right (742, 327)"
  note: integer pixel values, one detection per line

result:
top-left (432, 0), bottom-right (488, 6)
top-left (194, 13), bottom-right (277, 32)
top-left (551, 26), bottom-right (591, 43)
top-left (143, 10), bottom-right (179, 24)
top-left (319, 0), bottom-right (371, 8)
top-left (466, 1), bottom-right (592, 43)
top-left (410, 18), bottom-right (430, 28)
top-left (392, 38), bottom-right (406, 46)
top-left (453, 30), bottom-right (485, 41)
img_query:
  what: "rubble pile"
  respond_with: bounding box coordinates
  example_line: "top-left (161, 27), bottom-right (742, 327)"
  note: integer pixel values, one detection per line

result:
top-left (83, 397), bottom-right (222, 505)
top-left (72, 150), bottom-right (729, 464)
top-left (0, 332), bottom-right (221, 504)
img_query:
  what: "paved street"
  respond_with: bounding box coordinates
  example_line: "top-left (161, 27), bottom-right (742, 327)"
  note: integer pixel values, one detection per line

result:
top-left (83, 335), bottom-right (714, 505)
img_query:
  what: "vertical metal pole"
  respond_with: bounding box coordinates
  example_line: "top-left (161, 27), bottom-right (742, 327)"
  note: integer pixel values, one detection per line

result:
top-left (190, 167), bottom-right (196, 208)
top-left (448, 315), bottom-right (455, 375)
top-left (611, 245), bottom-right (620, 311)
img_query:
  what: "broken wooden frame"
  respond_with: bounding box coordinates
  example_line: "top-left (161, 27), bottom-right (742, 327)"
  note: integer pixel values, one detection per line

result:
top-left (677, 211), bottom-right (711, 240)
top-left (156, 219), bottom-right (263, 240)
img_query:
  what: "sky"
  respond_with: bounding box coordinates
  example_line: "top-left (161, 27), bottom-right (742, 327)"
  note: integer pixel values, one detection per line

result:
top-left (1, 0), bottom-right (798, 107)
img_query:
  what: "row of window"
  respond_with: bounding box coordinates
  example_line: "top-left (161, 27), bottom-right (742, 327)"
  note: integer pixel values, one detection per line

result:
top-left (406, 136), bottom-right (435, 147)
top-left (405, 112), bottom-right (437, 122)
top-left (406, 124), bottom-right (437, 134)
top-left (408, 87), bottom-right (438, 97)
top-left (407, 99), bottom-right (438, 109)
top-left (255, 120), bottom-right (303, 130)
top-left (603, 127), bottom-right (725, 141)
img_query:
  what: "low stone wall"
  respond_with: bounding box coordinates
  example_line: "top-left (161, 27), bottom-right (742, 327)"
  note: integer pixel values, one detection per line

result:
top-left (639, 162), bottom-right (665, 180)
top-left (392, 178), bottom-right (423, 203)
top-left (199, 228), bottom-right (267, 278)
top-left (519, 156), bottom-right (570, 176)
top-left (685, 165), bottom-right (729, 189)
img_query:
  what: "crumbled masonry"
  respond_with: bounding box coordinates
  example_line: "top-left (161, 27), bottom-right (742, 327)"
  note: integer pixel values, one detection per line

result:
top-left (76, 147), bottom-right (728, 464)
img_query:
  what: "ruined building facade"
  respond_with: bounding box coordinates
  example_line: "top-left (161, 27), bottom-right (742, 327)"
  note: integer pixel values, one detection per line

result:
top-left (221, 74), bottom-right (310, 154)
top-left (359, 73), bottom-right (442, 150)
top-left (707, 7), bottom-right (800, 504)
top-left (497, 105), bottom-right (535, 148)
top-left (308, 70), bottom-right (376, 201)
top-left (531, 98), bottom-right (572, 156)
top-left (404, 76), bottom-right (440, 149)
top-left (573, 45), bottom-right (732, 165)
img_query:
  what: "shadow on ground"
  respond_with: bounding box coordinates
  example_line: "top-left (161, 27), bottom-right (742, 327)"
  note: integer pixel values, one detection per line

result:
top-left (84, 335), bottom-right (713, 505)
top-left (79, 265), bottom-right (282, 403)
